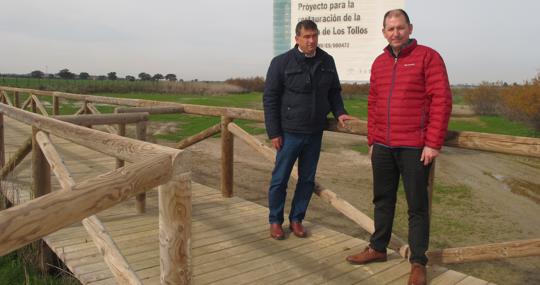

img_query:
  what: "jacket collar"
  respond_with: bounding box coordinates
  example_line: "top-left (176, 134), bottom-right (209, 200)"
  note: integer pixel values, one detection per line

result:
top-left (292, 44), bottom-right (323, 63)
top-left (384, 39), bottom-right (417, 58)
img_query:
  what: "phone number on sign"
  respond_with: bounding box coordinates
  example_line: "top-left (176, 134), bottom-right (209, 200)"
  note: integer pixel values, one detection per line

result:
top-left (319, 42), bottom-right (350, 48)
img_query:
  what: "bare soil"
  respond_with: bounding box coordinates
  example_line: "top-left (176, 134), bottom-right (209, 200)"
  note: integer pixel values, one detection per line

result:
top-left (156, 129), bottom-right (540, 285)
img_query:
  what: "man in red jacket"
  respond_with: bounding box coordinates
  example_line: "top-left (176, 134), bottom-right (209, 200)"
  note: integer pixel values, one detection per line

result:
top-left (346, 9), bottom-right (452, 285)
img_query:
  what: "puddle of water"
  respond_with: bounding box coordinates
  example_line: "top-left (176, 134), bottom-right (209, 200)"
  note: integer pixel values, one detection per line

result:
top-left (485, 172), bottom-right (540, 204)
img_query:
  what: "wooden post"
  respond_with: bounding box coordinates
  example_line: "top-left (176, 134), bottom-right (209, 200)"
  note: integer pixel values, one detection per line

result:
top-left (30, 95), bottom-right (36, 113)
top-left (159, 159), bottom-right (192, 284)
top-left (52, 96), bottom-right (59, 115)
top-left (31, 127), bottom-right (53, 273)
top-left (220, 116), bottom-right (233, 198)
top-left (116, 123), bottom-right (126, 169)
top-left (135, 121), bottom-right (147, 214)
top-left (0, 112), bottom-right (6, 210)
top-left (428, 160), bottom-right (436, 223)
top-left (13, 92), bottom-right (20, 108)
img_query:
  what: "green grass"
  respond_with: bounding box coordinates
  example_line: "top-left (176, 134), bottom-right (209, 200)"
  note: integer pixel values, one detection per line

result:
top-left (351, 144), bottom-right (370, 154)
top-left (0, 252), bottom-right (77, 285)
top-left (449, 115), bottom-right (540, 137)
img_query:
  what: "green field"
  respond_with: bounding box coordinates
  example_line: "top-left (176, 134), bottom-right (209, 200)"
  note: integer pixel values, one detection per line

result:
top-left (86, 92), bottom-right (539, 142)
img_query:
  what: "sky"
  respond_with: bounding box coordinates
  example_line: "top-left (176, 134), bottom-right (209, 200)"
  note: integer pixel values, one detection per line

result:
top-left (0, 0), bottom-right (539, 84)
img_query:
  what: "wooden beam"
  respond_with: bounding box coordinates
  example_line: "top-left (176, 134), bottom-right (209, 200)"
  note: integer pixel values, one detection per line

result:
top-left (35, 131), bottom-right (75, 191)
top-left (0, 136), bottom-right (32, 180)
top-left (1, 91), bottom-right (13, 106)
top-left (32, 127), bottom-right (51, 198)
top-left (0, 154), bottom-right (173, 256)
top-left (159, 162), bottom-right (192, 284)
top-left (31, 95), bottom-right (49, 117)
top-left (52, 96), bottom-right (59, 115)
top-left (115, 106), bottom-right (184, 115)
top-left (0, 112), bottom-right (5, 209)
top-left (176, 123), bottom-right (221, 149)
top-left (226, 122), bottom-right (408, 254)
top-left (74, 103), bottom-right (87, 115)
top-left (35, 131), bottom-right (143, 283)
top-left (0, 104), bottom-right (177, 163)
top-left (13, 91), bottom-right (20, 108)
top-left (31, 126), bottom-right (53, 272)
top-left (428, 238), bottom-right (540, 264)
top-left (444, 130), bottom-right (540, 158)
top-left (86, 103), bottom-right (118, 134)
top-left (20, 96), bottom-right (32, 111)
top-left (221, 116), bottom-right (234, 198)
top-left (135, 121), bottom-right (147, 214)
top-left (82, 216), bottom-right (143, 285)
top-left (3, 86), bottom-right (539, 158)
top-left (54, 113), bottom-right (149, 126)
top-left (116, 123), bottom-right (126, 169)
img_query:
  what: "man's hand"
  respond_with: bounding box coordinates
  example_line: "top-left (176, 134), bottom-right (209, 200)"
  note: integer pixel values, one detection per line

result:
top-left (338, 114), bottom-right (355, 128)
top-left (420, 146), bottom-right (439, 166)
top-left (272, 136), bottom-right (283, 151)
top-left (369, 145), bottom-right (373, 159)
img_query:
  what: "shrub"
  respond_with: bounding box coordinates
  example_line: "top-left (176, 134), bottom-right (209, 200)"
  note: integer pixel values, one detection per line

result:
top-left (500, 78), bottom-right (540, 131)
top-left (463, 82), bottom-right (504, 115)
top-left (225, 77), bottom-right (264, 92)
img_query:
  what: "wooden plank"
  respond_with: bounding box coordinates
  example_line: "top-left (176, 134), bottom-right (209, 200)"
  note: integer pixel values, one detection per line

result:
top-left (293, 252), bottom-right (403, 284)
top-left (387, 265), bottom-right (447, 285)
top-left (430, 269), bottom-right (468, 285)
top-left (455, 276), bottom-right (489, 285)
top-left (352, 260), bottom-right (411, 285)
top-left (81, 215), bottom-right (143, 285)
top-left (194, 226), bottom-right (339, 276)
top-left (251, 242), bottom-right (369, 284)
top-left (195, 234), bottom-right (353, 284)
top-left (213, 237), bottom-right (366, 285)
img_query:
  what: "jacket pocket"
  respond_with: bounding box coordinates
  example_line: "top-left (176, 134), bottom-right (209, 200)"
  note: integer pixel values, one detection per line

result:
top-left (285, 68), bottom-right (311, 93)
top-left (318, 67), bottom-right (335, 88)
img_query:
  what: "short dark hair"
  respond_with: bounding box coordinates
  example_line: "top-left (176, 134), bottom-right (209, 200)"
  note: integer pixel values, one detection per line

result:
top-left (295, 20), bottom-right (319, 36)
top-left (383, 9), bottom-right (410, 27)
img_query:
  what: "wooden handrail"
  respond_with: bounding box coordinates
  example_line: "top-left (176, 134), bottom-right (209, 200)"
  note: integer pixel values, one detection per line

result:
top-left (0, 104), bottom-right (176, 163)
top-left (0, 154), bottom-right (172, 256)
top-left (2, 86), bottom-right (538, 158)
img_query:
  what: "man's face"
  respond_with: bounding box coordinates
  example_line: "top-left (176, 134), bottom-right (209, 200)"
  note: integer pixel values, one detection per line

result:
top-left (382, 15), bottom-right (413, 52)
top-left (295, 27), bottom-right (318, 55)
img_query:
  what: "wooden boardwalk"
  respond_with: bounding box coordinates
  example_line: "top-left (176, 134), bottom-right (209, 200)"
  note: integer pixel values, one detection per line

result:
top-left (1, 118), bottom-right (493, 285)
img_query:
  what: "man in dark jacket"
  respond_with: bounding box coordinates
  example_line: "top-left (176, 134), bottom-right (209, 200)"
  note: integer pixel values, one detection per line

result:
top-left (345, 9), bottom-right (452, 285)
top-left (263, 20), bottom-right (352, 240)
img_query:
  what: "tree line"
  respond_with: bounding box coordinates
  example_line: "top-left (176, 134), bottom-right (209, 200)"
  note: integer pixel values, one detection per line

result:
top-left (21, 69), bottom-right (181, 82)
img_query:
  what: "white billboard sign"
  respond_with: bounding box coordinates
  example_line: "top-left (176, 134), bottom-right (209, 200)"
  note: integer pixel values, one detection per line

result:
top-left (290, 0), bottom-right (404, 82)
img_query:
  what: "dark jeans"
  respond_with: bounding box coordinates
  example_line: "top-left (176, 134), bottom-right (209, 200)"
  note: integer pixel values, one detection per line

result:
top-left (268, 132), bottom-right (323, 225)
top-left (369, 144), bottom-right (431, 265)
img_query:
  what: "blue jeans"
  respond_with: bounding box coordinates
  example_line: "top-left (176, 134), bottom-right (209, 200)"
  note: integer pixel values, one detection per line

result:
top-left (268, 132), bottom-right (323, 225)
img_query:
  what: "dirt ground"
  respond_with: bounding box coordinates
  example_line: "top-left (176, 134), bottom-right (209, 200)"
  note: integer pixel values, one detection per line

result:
top-left (155, 128), bottom-right (540, 285)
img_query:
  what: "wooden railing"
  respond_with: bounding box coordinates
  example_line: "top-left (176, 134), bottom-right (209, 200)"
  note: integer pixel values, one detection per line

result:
top-left (0, 93), bottom-right (192, 284)
top-left (1, 86), bottom-right (539, 283)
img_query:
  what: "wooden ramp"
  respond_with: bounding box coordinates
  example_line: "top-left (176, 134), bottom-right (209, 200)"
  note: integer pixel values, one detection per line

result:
top-left (1, 118), bottom-right (492, 285)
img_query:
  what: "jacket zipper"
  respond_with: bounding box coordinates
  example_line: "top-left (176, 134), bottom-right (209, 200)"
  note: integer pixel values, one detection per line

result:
top-left (386, 57), bottom-right (398, 145)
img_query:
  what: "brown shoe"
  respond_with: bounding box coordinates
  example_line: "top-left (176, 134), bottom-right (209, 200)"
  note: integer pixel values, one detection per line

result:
top-left (270, 223), bottom-right (285, 240)
top-left (346, 246), bottom-right (387, 264)
top-left (289, 221), bottom-right (307, 238)
top-left (408, 263), bottom-right (427, 285)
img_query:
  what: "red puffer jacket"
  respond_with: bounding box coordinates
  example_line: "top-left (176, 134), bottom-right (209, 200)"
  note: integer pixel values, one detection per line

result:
top-left (367, 39), bottom-right (452, 149)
